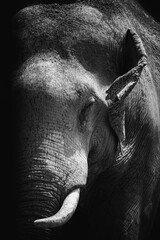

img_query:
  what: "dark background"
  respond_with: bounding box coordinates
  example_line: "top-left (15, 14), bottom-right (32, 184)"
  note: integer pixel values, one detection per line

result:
top-left (3, 1), bottom-right (159, 240)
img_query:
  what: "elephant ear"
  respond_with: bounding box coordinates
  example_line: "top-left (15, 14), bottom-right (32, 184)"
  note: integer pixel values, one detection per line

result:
top-left (105, 29), bottom-right (147, 151)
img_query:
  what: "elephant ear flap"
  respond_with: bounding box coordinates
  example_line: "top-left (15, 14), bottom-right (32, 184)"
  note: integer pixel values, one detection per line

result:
top-left (105, 29), bottom-right (147, 150)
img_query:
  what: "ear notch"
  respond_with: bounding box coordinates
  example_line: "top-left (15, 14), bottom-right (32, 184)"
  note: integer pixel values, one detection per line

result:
top-left (105, 29), bottom-right (147, 150)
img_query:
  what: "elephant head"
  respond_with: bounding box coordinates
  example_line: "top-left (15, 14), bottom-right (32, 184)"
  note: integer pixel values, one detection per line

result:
top-left (12, 22), bottom-right (147, 239)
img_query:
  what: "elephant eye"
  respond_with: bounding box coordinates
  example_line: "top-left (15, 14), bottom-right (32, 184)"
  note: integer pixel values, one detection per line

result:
top-left (79, 97), bottom-right (96, 127)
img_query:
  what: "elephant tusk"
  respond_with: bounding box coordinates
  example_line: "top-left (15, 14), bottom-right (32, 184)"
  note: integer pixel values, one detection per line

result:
top-left (34, 188), bottom-right (80, 228)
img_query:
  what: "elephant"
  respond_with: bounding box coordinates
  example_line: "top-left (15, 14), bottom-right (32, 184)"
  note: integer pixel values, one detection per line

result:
top-left (11, 0), bottom-right (160, 239)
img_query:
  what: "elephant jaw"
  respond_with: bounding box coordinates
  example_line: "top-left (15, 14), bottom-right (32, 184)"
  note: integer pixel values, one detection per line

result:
top-left (34, 188), bottom-right (80, 228)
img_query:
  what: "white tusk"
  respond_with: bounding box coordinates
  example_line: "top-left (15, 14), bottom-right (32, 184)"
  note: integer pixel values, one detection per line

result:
top-left (34, 188), bottom-right (80, 228)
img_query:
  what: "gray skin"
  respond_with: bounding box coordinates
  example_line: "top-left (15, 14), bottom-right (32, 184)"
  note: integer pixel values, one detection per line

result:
top-left (12, 0), bottom-right (160, 240)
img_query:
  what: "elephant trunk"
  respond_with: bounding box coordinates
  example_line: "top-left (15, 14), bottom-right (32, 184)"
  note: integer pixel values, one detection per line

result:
top-left (14, 128), bottom-right (88, 239)
top-left (14, 164), bottom-right (62, 240)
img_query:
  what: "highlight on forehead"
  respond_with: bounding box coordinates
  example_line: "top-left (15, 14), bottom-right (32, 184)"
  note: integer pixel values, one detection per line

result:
top-left (14, 54), bottom-right (98, 101)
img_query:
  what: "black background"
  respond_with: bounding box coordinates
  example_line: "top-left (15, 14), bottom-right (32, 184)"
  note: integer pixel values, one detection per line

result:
top-left (3, 1), bottom-right (160, 240)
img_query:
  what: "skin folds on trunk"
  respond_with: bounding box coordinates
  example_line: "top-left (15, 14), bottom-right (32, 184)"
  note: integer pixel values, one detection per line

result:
top-left (15, 134), bottom-right (85, 239)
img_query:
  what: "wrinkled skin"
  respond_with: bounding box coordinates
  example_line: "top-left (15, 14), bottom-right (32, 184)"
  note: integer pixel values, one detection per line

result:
top-left (11, 0), bottom-right (160, 240)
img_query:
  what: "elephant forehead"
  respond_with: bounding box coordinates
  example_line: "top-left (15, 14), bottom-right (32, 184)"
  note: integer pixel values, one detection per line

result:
top-left (17, 55), bottom-right (100, 100)
top-left (71, 5), bottom-right (103, 23)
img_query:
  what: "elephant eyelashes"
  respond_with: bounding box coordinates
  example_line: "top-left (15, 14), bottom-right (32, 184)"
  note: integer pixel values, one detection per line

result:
top-left (79, 97), bottom-right (96, 129)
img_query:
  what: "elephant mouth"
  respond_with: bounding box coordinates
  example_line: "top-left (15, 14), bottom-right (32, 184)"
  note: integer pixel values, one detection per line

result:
top-left (34, 188), bottom-right (80, 228)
